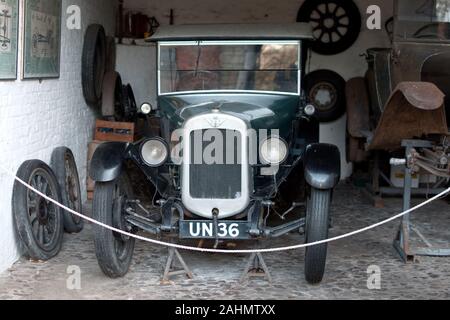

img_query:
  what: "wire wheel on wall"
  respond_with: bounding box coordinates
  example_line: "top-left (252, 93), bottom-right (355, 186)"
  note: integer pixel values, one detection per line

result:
top-left (297, 0), bottom-right (361, 55)
top-left (12, 160), bottom-right (64, 261)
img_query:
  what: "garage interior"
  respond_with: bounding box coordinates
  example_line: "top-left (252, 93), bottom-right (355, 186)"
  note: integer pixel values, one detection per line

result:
top-left (0, 0), bottom-right (449, 299)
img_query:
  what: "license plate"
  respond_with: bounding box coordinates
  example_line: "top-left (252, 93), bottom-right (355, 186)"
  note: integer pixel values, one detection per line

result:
top-left (179, 220), bottom-right (250, 239)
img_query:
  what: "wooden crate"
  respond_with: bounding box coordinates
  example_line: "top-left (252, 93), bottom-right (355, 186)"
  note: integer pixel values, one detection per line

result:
top-left (94, 120), bottom-right (136, 143)
top-left (88, 119), bottom-right (143, 200)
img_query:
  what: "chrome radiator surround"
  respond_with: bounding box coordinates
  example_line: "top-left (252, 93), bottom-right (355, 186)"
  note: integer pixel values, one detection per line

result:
top-left (181, 113), bottom-right (250, 219)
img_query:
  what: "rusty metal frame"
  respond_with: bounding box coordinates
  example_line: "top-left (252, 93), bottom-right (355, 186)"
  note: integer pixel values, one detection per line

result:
top-left (393, 139), bottom-right (450, 262)
top-left (368, 82), bottom-right (447, 151)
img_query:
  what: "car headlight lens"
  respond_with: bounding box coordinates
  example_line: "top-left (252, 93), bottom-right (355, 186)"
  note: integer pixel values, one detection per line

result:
top-left (141, 139), bottom-right (169, 167)
top-left (140, 103), bottom-right (153, 115)
top-left (304, 104), bottom-right (316, 116)
top-left (260, 137), bottom-right (288, 165)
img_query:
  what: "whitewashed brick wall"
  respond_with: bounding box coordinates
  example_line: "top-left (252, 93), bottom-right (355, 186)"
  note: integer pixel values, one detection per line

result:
top-left (0, 0), bottom-right (115, 273)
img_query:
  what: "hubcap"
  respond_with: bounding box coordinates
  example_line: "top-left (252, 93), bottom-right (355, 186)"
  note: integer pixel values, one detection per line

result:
top-left (310, 82), bottom-right (337, 111)
top-left (324, 17), bottom-right (335, 29)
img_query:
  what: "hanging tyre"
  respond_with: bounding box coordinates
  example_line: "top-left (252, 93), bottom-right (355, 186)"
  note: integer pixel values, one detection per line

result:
top-left (305, 69), bottom-right (346, 123)
top-left (120, 84), bottom-right (137, 122)
top-left (304, 187), bottom-right (331, 284)
top-left (101, 71), bottom-right (123, 119)
top-left (50, 147), bottom-right (84, 234)
top-left (82, 24), bottom-right (107, 109)
top-left (93, 173), bottom-right (135, 278)
top-left (12, 160), bottom-right (64, 261)
top-left (105, 36), bottom-right (116, 73)
top-left (297, 0), bottom-right (361, 55)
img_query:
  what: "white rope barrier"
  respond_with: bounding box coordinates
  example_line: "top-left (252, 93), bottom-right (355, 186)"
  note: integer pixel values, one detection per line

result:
top-left (1, 162), bottom-right (449, 254)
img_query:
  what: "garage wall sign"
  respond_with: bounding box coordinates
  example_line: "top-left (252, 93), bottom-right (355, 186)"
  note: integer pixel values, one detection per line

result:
top-left (0, 0), bottom-right (18, 80)
top-left (22, 0), bottom-right (61, 79)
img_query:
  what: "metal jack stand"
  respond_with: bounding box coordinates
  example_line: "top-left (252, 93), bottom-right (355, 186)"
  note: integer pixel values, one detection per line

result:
top-left (393, 140), bottom-right (450, 262)
top-left (240, 252), bottom-right (272, 283)
top-left (161, 247), bottom-right (193, 283)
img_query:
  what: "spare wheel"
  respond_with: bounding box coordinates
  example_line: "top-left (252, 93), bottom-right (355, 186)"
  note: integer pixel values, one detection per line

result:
top-left (82, 24), bottom-right (107, 109)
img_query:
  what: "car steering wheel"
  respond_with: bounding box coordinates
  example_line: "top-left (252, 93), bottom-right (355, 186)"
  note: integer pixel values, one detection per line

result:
top-left (177, 70), bottom-right (219, 91)
top-left (413, 23), bottom-right (448, 40)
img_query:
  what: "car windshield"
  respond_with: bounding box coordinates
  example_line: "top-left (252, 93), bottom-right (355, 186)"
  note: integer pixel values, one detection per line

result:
top-left (158, 41), bottom-right (300, 95)
top-left (395, 0), bottom-right (450, 42)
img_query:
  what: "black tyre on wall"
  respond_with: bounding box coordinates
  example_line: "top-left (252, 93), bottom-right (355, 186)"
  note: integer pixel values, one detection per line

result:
top-left (305, 69), bottom-right (346, 123)
top-left (101, 71), bottom-right (123, 119)
top-left (297, 0), bottom-right (361, 55)
top-left (93, 173), bottom-right (135, 278)
top-left (105, 36), bottom-right (116, 73)
top-left (50, 147), bottom-right (84, 234)
top-left (12, 160), bottom-right (64, 261)
top-left (304, 187), bottom-right (331, 284)
top-left (82, 24), bottom-right (107, 109)
top-left (120, 84), bottom-right (138, 122)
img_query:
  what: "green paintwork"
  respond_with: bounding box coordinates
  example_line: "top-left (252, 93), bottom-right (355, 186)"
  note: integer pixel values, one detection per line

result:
top-left (158, 93), bottom-right (300, 139)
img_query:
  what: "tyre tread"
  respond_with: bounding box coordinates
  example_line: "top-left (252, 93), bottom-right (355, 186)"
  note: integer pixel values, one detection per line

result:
top-left (304, 188), bottom-right (331, 284)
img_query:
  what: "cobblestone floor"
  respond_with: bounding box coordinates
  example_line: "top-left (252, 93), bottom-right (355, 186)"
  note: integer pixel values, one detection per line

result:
top-left (0, 184), bottom-right (449, 300)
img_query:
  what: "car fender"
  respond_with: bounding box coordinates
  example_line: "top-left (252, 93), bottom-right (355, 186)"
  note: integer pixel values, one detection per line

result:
top-left (90, 142), bottom-right (128, 182)
top-left (304, 143), bottom-right (341, 190)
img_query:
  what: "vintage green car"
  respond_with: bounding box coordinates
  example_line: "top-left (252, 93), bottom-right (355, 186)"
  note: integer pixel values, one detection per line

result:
top-left (90, 23), bottom-right (341, 284)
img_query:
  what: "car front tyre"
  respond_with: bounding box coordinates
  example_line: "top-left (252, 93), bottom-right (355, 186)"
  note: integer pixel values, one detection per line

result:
top-left (304, 187), bottom-right (331, 284)
top-left (93, 174), bottom-right (135, 278)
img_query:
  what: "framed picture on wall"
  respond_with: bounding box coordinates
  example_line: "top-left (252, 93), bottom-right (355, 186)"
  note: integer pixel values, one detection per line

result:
top-left (22, 0), bottom-right (61, 79)
top-left (0, 0), bottom-right (19, 80)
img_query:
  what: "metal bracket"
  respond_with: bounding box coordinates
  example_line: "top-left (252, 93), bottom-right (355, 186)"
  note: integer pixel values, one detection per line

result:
top-left (161, 200), bottom-right (174, 232)
top-left (240, 253), bottom-right (272, 283)
top-left (248, 202), bottom-right (262, 237)
top-left (161, 247), bottom-right (193, 283)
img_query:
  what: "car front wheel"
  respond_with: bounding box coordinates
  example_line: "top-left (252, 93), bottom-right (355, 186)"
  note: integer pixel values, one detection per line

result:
top-left (304, 187), bottom-right (331, 284)
top-left (93, 173), bottom-right (135, 278)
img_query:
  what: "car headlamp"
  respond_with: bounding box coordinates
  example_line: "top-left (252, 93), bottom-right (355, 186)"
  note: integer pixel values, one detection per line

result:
top-left (260, 137), bottom-right (288, 165)
top-left (140, 102), bottom-right (153, 115)
top-left (140, 138), bottom-right (169, 167)
top-left (304, 104), bottom-right (316, 116)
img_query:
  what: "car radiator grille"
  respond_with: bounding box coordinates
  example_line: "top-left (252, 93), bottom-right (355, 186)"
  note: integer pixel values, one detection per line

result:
top-left (189, 129), bottom-right (242, 199)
